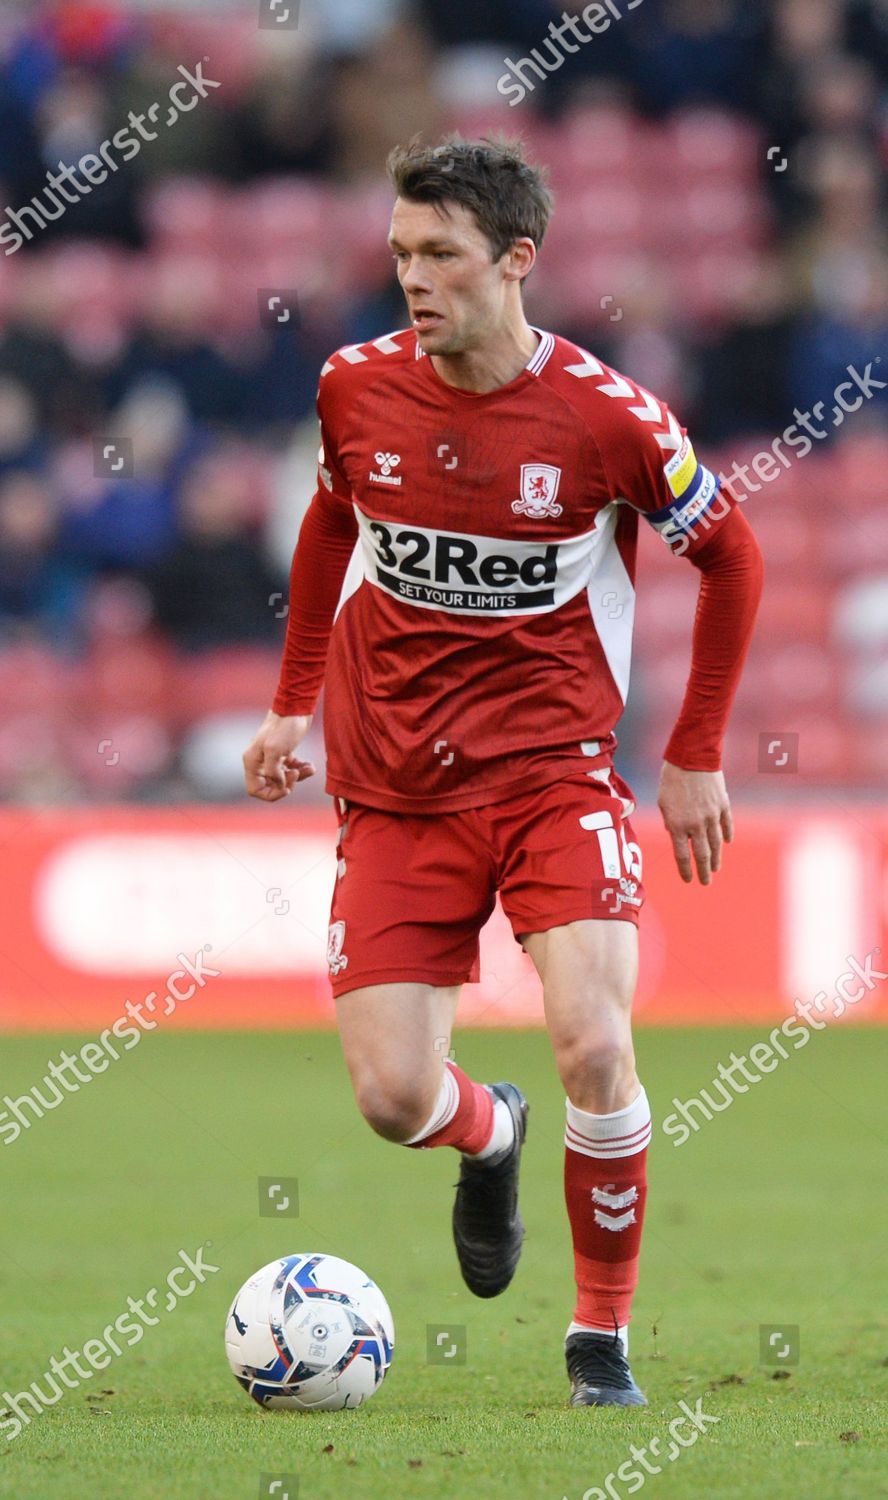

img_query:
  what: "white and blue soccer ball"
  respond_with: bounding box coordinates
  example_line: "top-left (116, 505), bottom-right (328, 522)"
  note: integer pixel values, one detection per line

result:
top-left (225, 1253), bottom-right (394, 1411)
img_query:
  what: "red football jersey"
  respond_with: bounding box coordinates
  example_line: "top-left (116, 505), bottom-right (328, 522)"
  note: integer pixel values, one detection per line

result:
top-left (273, 326), bottom-right (737, 813)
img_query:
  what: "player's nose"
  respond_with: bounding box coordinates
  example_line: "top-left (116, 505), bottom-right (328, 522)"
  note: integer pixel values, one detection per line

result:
top-left (401, 258), bottom-right (433, 296)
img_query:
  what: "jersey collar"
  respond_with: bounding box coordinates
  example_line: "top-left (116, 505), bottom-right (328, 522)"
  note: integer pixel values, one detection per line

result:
top-left (414, 325), bottom-right (555, 377)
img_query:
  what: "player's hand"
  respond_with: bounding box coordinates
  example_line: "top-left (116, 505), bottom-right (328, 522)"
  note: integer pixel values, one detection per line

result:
top-left (243, 710), bottom-right (315, 802)
top-left (657, 762), bottom-right (733, 885)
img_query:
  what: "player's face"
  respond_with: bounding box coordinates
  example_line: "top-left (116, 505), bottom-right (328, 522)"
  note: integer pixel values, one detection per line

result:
top-left (388, 197), bottom-right (515, 355)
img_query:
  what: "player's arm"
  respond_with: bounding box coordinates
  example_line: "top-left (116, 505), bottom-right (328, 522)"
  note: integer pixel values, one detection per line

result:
top-left (243, 413), bottom-right (358, 803)
top-left (657, 504), bottom-right (763, 883)
top-left (593, 390), bottom-right (763, 883)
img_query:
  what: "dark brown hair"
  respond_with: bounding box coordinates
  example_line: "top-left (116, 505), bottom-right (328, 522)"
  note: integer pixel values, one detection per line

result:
top-left (386, 135), bottom-right (553, 264)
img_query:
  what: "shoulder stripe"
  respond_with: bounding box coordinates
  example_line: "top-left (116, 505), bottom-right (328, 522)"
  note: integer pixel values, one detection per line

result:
top-left (563, 344), bottom-right (683, 452)
top-left (320, 329), bottom-right (415, 376)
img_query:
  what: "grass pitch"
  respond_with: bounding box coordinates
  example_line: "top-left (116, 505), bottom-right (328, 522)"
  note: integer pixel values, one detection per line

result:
top-left (1, 1026), bottom-right (886, 1500)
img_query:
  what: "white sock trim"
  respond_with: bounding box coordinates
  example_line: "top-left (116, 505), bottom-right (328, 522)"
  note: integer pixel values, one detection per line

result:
top-left (564, 1086), bottom-right (652, 1159)
top-left (463, 1095), bottom-right (515, 1160)
top-left (566, 1319), bottom-right (629, 1354)
top-left (403, 1064), bottom-right (460, 1145)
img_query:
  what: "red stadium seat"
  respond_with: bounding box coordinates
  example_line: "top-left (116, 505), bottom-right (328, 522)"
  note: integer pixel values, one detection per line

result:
top-left (138, 251), bottom-right (226, 337)
top-left (329, 181), bottom-right (403, 292)
top-left (829, 508), bottom-right (888, 575)
top-left (70, 636), bottom-right (178, 720)
top-left (673, 249), bottom-right (769, 321)
top-left (64, 712), bottom-right (174, 789)
top-left (753, 641), bottom-right (842, 710)
top-left (856, 726), bottom-right (888, 782)
top-left (745, 503), bottom-right (825, 577)
top-left (228, 179), bottom-right (335, 253)
top-left (830, 434), bottom-right (888, 510)
top-left (0, 644), bottom-right (64, 719)
top-left (634, 574), bottom-right (698, 642)
top-left (171, 645), bottom-right (283, 727)
top-left (721, 717), bottom-right (859, 785)
top-left (752, 582), bottom-right (832, 641)
top-left (567, 184), bottom-right (645, 243)
top-left (555, 106), bottom-right (644, 178)
top-left (635, 650), bottom-right (697, 711)
top-left (33, 243), bottom-right (135, 342)
top-left (667, 110), bottom-right (762, 181)
top-left (142, 177), bottom-right (228, 248)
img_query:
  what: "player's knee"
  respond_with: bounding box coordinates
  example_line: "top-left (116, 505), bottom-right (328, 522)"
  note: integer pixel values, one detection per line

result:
top-left (558, 1034), bottom-right (636, 1111)
top-left (353, 1075), bottom-right (434, 1143)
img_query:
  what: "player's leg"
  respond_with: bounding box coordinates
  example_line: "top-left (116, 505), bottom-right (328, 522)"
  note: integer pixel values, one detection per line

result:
top-left (522, 916), bottom-right (649, 1407)
top-left (491, 762), bottom-right (649, 1403)
top-left (336, 979), bottom-right (528, 1296)
top-left (336, 980), bottom-right (487, 1148)
top-left (328, 797), bottom-right (528, 1296)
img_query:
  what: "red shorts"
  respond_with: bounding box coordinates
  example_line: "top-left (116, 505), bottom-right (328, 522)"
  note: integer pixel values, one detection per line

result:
top-left (325, 764), bottom-right (645, 998)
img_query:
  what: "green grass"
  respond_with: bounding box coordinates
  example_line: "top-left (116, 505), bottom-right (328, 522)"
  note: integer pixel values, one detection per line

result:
top-left (0, 1027), bottom-right (886, 1500)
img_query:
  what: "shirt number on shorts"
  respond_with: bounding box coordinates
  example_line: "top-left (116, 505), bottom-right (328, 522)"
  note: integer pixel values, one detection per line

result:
top-left (580, 810), bottom-right (642, 881)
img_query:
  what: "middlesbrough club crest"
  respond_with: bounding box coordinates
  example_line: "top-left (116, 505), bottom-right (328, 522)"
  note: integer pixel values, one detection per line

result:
top-left (512, 464), bottom-right (563, 519)
top-left (326, 920), bottom-right (349, 976)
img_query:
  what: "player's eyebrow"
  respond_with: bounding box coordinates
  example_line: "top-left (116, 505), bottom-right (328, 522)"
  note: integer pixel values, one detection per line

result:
top-left (387, 234), bottom-right (457, 251)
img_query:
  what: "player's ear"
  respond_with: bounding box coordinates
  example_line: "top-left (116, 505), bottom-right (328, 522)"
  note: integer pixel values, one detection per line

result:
top-left (503, 237), bottom-right (535, 284)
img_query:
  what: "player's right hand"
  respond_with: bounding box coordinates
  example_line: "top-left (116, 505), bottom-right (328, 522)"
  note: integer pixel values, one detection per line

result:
top-left (243, 710), bottom-right (315, 802)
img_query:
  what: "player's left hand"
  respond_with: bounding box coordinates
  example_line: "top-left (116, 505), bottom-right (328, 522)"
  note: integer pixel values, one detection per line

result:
top-left (657, 762), bottom-right (733, 885)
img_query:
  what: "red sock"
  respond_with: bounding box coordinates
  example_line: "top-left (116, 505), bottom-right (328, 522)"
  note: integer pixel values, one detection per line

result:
top-left (405, 1061), bottom-right (494, 1154)
top-left (564, 1087), bottom-right (651, 1332)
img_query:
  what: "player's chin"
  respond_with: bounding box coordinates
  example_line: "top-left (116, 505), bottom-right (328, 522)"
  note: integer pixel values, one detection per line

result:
top-left (413, 319), bottom-right (453, 348)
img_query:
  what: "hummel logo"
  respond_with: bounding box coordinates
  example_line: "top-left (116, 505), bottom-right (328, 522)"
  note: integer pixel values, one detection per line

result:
top-left (369, 451), bottom-right (403, 486)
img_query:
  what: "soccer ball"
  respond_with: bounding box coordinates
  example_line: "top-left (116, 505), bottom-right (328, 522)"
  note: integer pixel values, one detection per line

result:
top-left (224, 1252), bottom-right (395, 1411)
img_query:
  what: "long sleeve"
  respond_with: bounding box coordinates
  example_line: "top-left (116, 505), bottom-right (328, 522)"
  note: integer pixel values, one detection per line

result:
top-left (271, 486), bottom-right (358, 716)
top-left (663, 504), bottom-right (764, 770)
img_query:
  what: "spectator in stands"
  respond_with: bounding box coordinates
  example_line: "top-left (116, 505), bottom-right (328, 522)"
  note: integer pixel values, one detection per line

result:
top-left (0, 470), bottom-right (85, 643)
top-left (59, 378), bottom-right (191, 572)
top-left (624, 0), bottom-right (765, 117)
top-left (144, 446), bottom-right (285, 651)
top-left (324, 18), bottom-right (443, 180)
top-left (0, 288), bottom-right (97, 439)
top-left (103, 257), bottom-right (246, 423)
top-left (0, 375), bottom-right (49, 475)
top-left (694, 252), bottom-right (796, 442)
top-left (785, 140), bottom-right (888, 416)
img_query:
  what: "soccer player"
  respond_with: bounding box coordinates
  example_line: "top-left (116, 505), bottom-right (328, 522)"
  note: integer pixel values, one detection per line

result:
top-left (243, 138), bottom-right (763, 1408)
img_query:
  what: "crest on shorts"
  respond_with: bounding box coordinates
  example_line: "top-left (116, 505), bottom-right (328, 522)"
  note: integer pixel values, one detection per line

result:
top-left (512, 464), bottom-right (563, 519)
top-left (327, 920), bottom-right (349, 976)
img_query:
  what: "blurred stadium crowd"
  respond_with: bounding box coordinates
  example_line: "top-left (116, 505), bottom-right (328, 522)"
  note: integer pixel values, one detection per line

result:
top-left (0, 0), bottom-right (886, 801)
